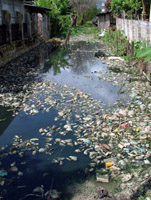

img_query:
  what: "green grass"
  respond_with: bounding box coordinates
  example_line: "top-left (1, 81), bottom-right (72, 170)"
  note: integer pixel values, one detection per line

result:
top-left (71, 26), bottom-right (99, 36)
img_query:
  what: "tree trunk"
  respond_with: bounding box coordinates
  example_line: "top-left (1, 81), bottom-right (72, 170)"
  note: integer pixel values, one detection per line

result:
top-left (142, 0), bottom-right (147, 20)
top-left (64, 29), bottom-right (72, 46)
top-left (150, 3), bottom-right (151, 22)
top-left (64, 14), bottom-right (77, 47)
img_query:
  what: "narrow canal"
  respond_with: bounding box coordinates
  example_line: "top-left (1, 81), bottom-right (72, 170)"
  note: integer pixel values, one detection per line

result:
top-left (0, 41), bottom-right (127, 199)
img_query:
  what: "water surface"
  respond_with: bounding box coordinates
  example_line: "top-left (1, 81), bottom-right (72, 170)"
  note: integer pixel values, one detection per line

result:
top-left (0, 41), bottom-right (127, 199)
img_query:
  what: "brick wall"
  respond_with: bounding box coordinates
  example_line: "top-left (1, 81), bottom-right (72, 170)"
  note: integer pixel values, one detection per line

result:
top-left (116, 18), bottom-right (151, 45)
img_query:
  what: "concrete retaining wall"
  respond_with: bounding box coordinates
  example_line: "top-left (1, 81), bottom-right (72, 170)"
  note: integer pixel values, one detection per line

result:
top-left (116, 18), bottom-right (151, 45)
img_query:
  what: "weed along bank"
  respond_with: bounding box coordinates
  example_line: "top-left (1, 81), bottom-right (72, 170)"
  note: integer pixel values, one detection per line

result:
top-left (0, 0), bottom-right (51, 66)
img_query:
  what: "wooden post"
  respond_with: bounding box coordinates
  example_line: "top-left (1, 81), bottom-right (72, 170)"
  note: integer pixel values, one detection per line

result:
top-left (48, 15), bottom-right (51, 37)
top-left (2, 10), bottom-right (12, 43)
top-left (127, 40), bottom-right (130, 56)
top-left (131, 41), bottom-right (134, 58)
top-left (16, 12), bottom-right (24, 40)
top-left (116, 31), bottom-right (118, 56)
top-left (33, 13), bottom-right (38, 35)
top-left (43, 14), bottom-right (49, 40)
top-left (150, 4), bottom-right (151, 22)
top-left (26, 12), bottom-right (31, 37)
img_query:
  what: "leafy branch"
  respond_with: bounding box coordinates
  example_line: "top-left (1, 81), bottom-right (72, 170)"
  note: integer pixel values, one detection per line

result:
top-left (136, 45), bottom-right (151, 62)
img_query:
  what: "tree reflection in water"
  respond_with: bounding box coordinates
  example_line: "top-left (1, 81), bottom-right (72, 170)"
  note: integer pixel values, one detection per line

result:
top-left (45, 47), bottom-right (70, 75)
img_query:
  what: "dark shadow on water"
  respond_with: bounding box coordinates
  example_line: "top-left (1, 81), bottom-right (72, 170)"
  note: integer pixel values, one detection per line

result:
top-left (0, 106), bottom-right (14, 136)
top-left (0, 43), bottom-right (54, 94)
top-left (0, 145), bottom-right (92, 200)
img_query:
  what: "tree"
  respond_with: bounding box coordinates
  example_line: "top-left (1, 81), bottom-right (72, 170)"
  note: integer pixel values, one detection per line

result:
top-left (35, 0), bottom-right (70, 36)
top-left (105, 0), bottom-right (112, 10)
top-left (142, 0), bottom-right (151, 21)
top-left (69, 0), bottom-right (97, 25)
top-left (69, 0), bottom-right (97, 14)
top-left (110, 0), bottom-right (142, 18)
top-left (150, 2), bottom-right (151, 21)
top-left (142, 0), bottom-right (148, 20)
top-left (109, 0), bottom-right (151, 20)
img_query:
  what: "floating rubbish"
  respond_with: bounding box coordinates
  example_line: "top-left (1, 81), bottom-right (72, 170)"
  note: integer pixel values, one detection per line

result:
top-left (120, 124), bottom-right (129, 129)
top-left (0, 170), bottom-right (8, 177)
top-left (33, 186), bottom-right (44, 194)
top-left (69, 156), bottom-right (78, 161)
top-left (38, 148), bottom-right (45, 153)
top-left (52, 125), bottom-right (58, 130)
top-left (96, 174), bottom-right (109, 183)
top-left (130, 92), bottom-right (137, 98)
top-left (144, 160), bottom-right (150, 165)
top-left (89, 151), bottom-right (97, 159)
top-left (64, 124), bottom-right (72, 131)
top-left (119, 109), bottom-right (127, 116)
top-left (18, 171), bottom-right (23, 176)
top-left (10, 166), bottom-right (18, 172)
top-left (139, 148), bottom-right (146, 153)
top-left (121, 173), bottom-right (132, 182)
top-left (0, 118), bottom-right (7, 122)
top-left (118, 160), bottom-right (126, 167)
top-left (100, 143), bottom-right (110, 151)
top-left (48, 189), bottom-right (60, 199)
top-left (78, 138), bottom-right (90, 144)
top-left (58, 111), bottom-right (64, 117)
top-left (105, 162), bottom-right (113, 168)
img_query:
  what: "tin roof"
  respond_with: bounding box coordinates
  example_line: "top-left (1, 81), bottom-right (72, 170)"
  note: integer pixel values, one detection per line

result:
top-left (96, 12), bottom-right (110, 16)
top-left (24, 3), bottom-right (51, 13)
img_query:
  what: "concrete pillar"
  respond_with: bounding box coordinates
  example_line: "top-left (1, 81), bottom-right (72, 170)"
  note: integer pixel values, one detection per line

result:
top-left (48, 15), bottom-right (51, 37)
top-left (16, 12), bottom-right (24, 40)
top-left (26, 12), bottom-right (31, 37)
top-left (2, 10), bottom-right (12, 43)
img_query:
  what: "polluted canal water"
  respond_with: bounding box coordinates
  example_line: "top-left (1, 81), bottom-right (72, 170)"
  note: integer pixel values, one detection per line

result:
top-left (0, 41), bottom-right (128, 199)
